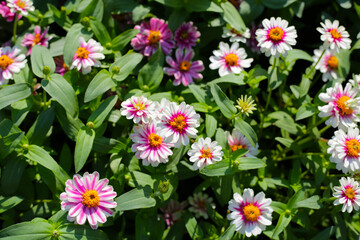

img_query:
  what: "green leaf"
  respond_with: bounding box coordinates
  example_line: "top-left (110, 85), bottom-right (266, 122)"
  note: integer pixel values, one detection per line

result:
top-left (337, 0), bottom-right (352, 8)
top-left (219, 224), bottom-right (236, 240)
top-left (262, 0), bottom-right (297, 9)
top-left (234, 118), bottom-right (257, 147)
top-left (209, 73), bottom-right (246, 86)
top-left (132, 5), bottom-right (150, 22)
top-left (109, 52), bottom-right (143, 81)
top-left (26, 107), bottom-right (55, 145)
top-left (115, 186), bottom-right (156, 211)
top-left (89, 17), bottom-right (111, 46)
top-left (168, 8), bottom-right (189, 31)
top-left (111, 29), bottom-right (139, 52)
top-left (166, 145), bottom-right (189, 172)
top-left (209, 83), bottom-right (236, 119)
top-left (185, 0), bottom-right (223, 12)
top-left (294, 195), bottom-right (321, 209)
top-left (88, 95), bottom-right (118, 128)
top-left (271, 201), bottom-right (287, 214)
top-left (57, 224), bottom-right (108, 240)
top-left (74, 127), bottom-right (96, 172)
top-left (30, 45), bottom-right (56, 78)
top-left (0, 83), bottom-right (32, 111)
top-left (0, 221), bottom-right (53, 239)
top-left (11, 99), bottom-right (33, 126)
top-left (200, 159), bottom-right (237, 176)
top-left (84, 70), bottom-right (116, 102)
top-left (272, 212), bottom-right (292, 238)
top-left (295, 103), bottom-right (317, 121)
top-left (286, 49), bottom-right (314, 63)
top-left (268, 66), bottom-right (286, 90)
top-left (153, 0), bottom-right (183, 8)
top-left (48, 4), bottom-right (73, 30)
top-left (138, 49), bottom-right (164, 91)
top-left (0, 132), bottom-right (24, 158)
top-left (1, 157), bottom-right (27, 195)
top-left (79, 0), bottom-right (104, 21)
top-left (310, 226), bottom-right (336, 240)
top-left (236, 157), bottom-right (266, 170)
top-left (221, 2), bottom-right (246, 32)
top-left (185, 214), bottom-right (204, 239)
top-left (54, 102), bottom-right (84, 141)
top-left (188, 84), bottom-right (207, 103)
top-left (0, 196), bottom-right (23, 214)
top-left (42, 74), bottom-right (79, 117)
top-left (206, 114), bottom-right (217, 138)
top-left (13, 63), bottom-right (33, 84)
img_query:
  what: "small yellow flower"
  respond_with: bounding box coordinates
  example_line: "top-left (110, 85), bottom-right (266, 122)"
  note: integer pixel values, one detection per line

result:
top-left (235, 95), bottom-right (257, 116)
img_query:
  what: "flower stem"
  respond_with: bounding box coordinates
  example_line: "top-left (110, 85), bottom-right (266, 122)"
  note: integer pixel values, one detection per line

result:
top-left (264, 58), bottom-right (277, 112)
top-left (13, 12), bottom-right (19, 43)
top-left (306, 49), bottom-right (325, 79)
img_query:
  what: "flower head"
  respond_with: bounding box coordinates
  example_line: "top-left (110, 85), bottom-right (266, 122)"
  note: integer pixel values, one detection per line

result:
top-left (227, 189), bottom-right (273, 237)
top-left (313, 46), bottom-right (339, 82)
top-left (70, 37), bottom-right (105, 75)
top-left (225, 129), bottom-right (259, 157)
top-left (318, 82), bottom-right (360, 129)
top-left (187, 137), bottom-right (223, 170)
top-left (333, 177), bottom-right (360, 213)
top-left (60, 172), bottom-right (117, 229)
top-left (222, 26), bottom-right (250, 43)
top-left (164, 48), bottom-right (204, 86)
top-left (54, 55), bottom-right (69, 76)
top-left (159, 199), bottom-right (187, 227)
top-left (0, 1), bottom-right (21, 21)
top-left (317, 19), bottom-right (351, 53)
top-left (349, 74), bottom-right (360, 93)
top-left (131, 17), bottom-right (175, 57)
top-left (235, 95), bottom-right (257, 116)
top-left (21, 26), bottom-right (52, 55)
top-left (188, 192), bottom-right (214, 219)
top-left (255, 17), bottom-right (297, 57)
top-left (6, 0), bottom-right (34, 16)
top-left (120, 96), bottom-right (155, 124)
top-left (174, 22), bottom-right (200, 50)
top-left (0, 46), bottom-right (26, 85)
top-left (209, 42), bottom-right (253, 77)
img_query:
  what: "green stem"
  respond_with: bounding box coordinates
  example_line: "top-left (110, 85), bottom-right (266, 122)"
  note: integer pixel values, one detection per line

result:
top-left (307, 49), bottom-right (326, 79)
top-left (264, 58), bottom-right (277, 112)
top-left (13, 12), bottom-right (19, 43)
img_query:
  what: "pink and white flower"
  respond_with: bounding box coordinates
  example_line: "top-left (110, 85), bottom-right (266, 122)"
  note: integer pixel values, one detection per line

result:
top-left (164, 48), bottom-right (204, 86)
top-left (131, 17), bottom-right (175, 57)
top-left (328, 127), bottom-right (360, 173)
top-left (317, 19), bottom-right (351, 53)
top-left (312, 47), bottom-right (339, 82)
top-left (225, 129), bottom-right (259, 157)
top-left (21, 26), bottom-right (51, 55)
top-left (222, 26), bottom-right (250, 43)
top-left (6, 0), bottom-right (34, 16)
top-left (188, 192), bottom-right (215, 219)
top-left (227, 189), bottom-right (273, 237)
top-left (70, 37), bottom-right (105, 75)
top-left (0, 46), bottom-right (26, 85)
top-left (209, 42), bottom-right (253, 77)
top-left (60, 172), bottom-right (117, 229)
top-left (349, 74), bottom-right (360, 93)
top-left (187, 137), bottom-right (223, 170)
top-left (255, 17), bottom-right (297, 57)
top-left (54, 56), bottom-right (69, 76)
top-left (153, 98), bottom-right (171, 121)
top-left (159, 199), bottom-right (187, 227)
top-left (318, 82), bottom-right (360, 129)
top-left (175, 21), bottom-right (200, 50)
top-left (158, 101), bottom-right (200, 148)
top-left (120, 96), bottom-right (155, 124)
top-left (333, 177), bottom-right (360, 213)
top-left (130, 121), bottom-right (173, 167)
top-left (0, 1), bottom-right (21, 21)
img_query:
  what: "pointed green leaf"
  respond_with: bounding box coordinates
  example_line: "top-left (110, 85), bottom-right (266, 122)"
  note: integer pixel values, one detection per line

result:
top-left (74, 127), bottom-right (95, 172)
top-left (234, 117), bottom-right (257, 147)
top-left (30, 45), bottom-right (56, 78)
top-left (138, 49), bottom-right (164, 91)
top-left (0, 83), bottom-right (32, 111)
top-left (26, 107), bottom-right (55, 145)
top-left (88, 95), bottom-right (118, 128)
top-left (115, 186), bottom-right (156, 211)
top-left (0, 196), bottom-right (23, 214)
top-left (209, 83), bottom-right (236, 119)
top-left (111, 29), bottom-right (139, 52)
top-left (0, 221), bottom-right (53, 239)
top-left (219, 224), bottom-right (236, 240)
top-left (90, 17), bottom-right (111, 46)
top-left (109, 53), bottom-right (143, 82)
top-left (221, 2), bottom-right (246, 32)
top-left (84, 69), bottom-right (115, 102)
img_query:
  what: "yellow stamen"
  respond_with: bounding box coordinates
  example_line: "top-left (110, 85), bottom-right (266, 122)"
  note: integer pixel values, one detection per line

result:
top-left (170, 115), bottom-right (187, 133)
top-left (148, 133), bottom-right (163, 148)
top-left (345, 187), bottom-right (356, 200)
top-left (346, 139), bottom-right (360, 157)
top-left (243, 204), bottom-right (261, 222)
top-left (82, 190), bottom-right (100, 208)
top-left (76, 47), bottom-right (89, 59)
top-left (133, 102), bottom-right (145, 111)
top-left (63, 62), bottom-right (69, 71)
top-left (16, 0), bottom-right (25, 8)
top-left (230, 144), bottom-right (247, 152)
top-left (179, 61), bottom-right (191, 71)
top-left (327, 56), bottom-right (338, 69)
top-left (224, 53), bottom-right (238, 67)
top-left (200, 148), bottom-right (212, 159)
top-left (330, 29), bottom-right (342, 40)
top-left (0, 55), bottom-right (13, 70)
top-left (33, 33), bottom-right (41, 45)
top-left (336, 96), bottom-right (353, 116)
top-left (147, 30), bottom-right (161, 44)
top-left (268, 27), bottom-right (284, 42)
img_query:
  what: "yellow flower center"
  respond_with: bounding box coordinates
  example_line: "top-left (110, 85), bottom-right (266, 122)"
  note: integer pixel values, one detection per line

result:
top-left (345, 187), bottom-right (356, 200)
top-left (82, 190), bottom-right (100, 208)
top-left (0, 55), bottom-right (13, 70)
top-left (268, 27), bottom-right (284, 42)
top-left (224, 53), bottom-right (239, 67)
top-left (133, 102), bottom-right (145, 111)
top-left (180, 31), bottom-right (189, 40)
top-left (76, 47), bottom-right (89, 59)
top-left (327, 56), bottom-right (338, 69)
top-left (200, 148), bottom-right (212, 159)
top-left (336, 96), bottom-right (353, 116)
top-left (243, 204), bottom-right (261, 222)
top-left (330, 29), bottom-right (342, 40)
top-left (33, 33), bottom-right (41, 45)
top-left (179, 61), bottom-right (191, 71)
top-left (148, 133), bottom-right (163, 148)
top-left (63, 62), bottom-right (69, 71)
top-left (230, 144), bottom-right (247, 152)
top-left (169, 115), bottom-right (187, 133)
top-left (148, 30), bottom-right (161, 44)
top-left (16, 0), bottom-right (25, 8)
top-left (346, 139), bottom-right (360, 157)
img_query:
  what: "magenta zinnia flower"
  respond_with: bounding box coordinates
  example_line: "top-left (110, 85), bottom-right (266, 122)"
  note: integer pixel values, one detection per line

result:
top-left (21, 26), bottom-right (51, 55)
top-left (164, 49), bottom-right (204, 86)
top-left (0, 1), bottom-right (21, 21)
top-left (0, 46), bottom-right (26, 85)
top-left (60, 172), bottom-right (117, 229)
top-left (174, 22), bottom-right (200, 50)
top-left (131, 17), bottom-right (175, 57)
top-left (54, 56), bottom-right (69, 76)
top-left (120, 96), bottom-right (155, 124)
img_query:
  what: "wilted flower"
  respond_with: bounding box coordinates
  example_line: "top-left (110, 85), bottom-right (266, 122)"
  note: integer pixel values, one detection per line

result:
top-left (222, 26), bottom-right (250, 43)
top-left (188, 192), bottom-right (214, 219)
top-left (317, 19), bottom-right (351, 53)
top-left (227, 189), bottom-right (273, 237)
top-left (174, 21), bottom-right (200, 50)
top-left (21, 26), bottom-right (51, 55)
top-left (0, 1), bottom-right (21, 21)
top-left (0, 46), bottom-right (26, 85)
top-left (235, 95), bottom-right (257, 116)
top-left (120, 96), bottom-right (155, 124)
top-left (225, 129), bottom-right (259, 157)
top-left (54, 55), bottom-right (69, 76)
top-left (60, 172), bottom-right (117, 229)
top-left (160, 199), bottom-right (187, 227)
top-left (333, 177), bottom-right (360, 213)
top-left (187, 137), bottom-right (223, 170)
top-left (312, 46), bottom-right (339, 82)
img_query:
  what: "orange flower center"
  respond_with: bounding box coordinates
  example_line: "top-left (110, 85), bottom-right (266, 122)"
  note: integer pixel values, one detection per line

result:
top-left (148, 133), bottom-right (163, 148)
top-left (346, 139), bottom-right (360, 157)
top-left (148, 30), bottom-right (161, 44)
top-left (200, 148), bottom-right (212, 159)
top-left (133, 102), bottom-right (145, 111)
top-left (336, 96), bottom-right (353, 116)
top-left (33, 33), bottom-right (41, 45)
top-left (179, 61), bottom-right (191, 71)
top-left (268, 27), bottom-right (284, 42)
top-left (76, 47), bottom-right (89, 59)
top-left (224, 53), bottom-right (239, 67)
top-left (16, 0), bottom-right (25, 8)
top-left (63, 62), bottom-right (69, 71)
top-left (327, 56), bottom-right (338, 69)
top-left (170, 115), bottom-right (187, 133)
top-left (0, 55), bottom-right (13, 70)
top-left (243, 204), bottom-right (261, 222)
top-left (82, 190), bottom-right (100, 208)
top-left (230, 144), bottom-right (247, 152)
top-left (345, 187), bottom-right (356, 200)
top-left (330, 29), bottom-right (342, 40)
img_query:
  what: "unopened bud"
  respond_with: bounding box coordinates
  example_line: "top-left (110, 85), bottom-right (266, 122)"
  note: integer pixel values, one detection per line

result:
top-left (42, 66), bottom-right (51, 75)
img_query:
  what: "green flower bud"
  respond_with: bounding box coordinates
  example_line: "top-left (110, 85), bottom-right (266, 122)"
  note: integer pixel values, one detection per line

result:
top-left (106, 42), bottom-right (112, 49)
top-left (86, 121), bottom-right (94, 129)
top-left (158, 179), bottom-right (170, 194)
top-left (52, 230), bottom-right (60, 239)
top-left (81, 17), bottom-right (90, 28)
top-left (42, 66), bottom-right (51, 75)
top-left (112, 66), bottom-right (120, 75)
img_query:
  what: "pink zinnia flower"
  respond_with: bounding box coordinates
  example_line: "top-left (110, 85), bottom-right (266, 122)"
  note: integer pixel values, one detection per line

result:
top-left (188, 192), bottom-right (215, 219)
top-left (164, 48), bottom-right (204, 86)
top-left (21, 26), bottom-right (51, 55)
top-left (70, 37), bottom-right (105, 75)
top-left (120, 96), bottom-right (155, 124)
top-left (333, 177), bottom-right (360, 213)
top-left (54, 55), bottom-right (69, 76)
top-left (160, 199), bottom-right (187, 227)
top-left (0, 46), bottom-right (26, 85)
top-left (317, 19), bottom-right (351, 53)
top-left (60, 172), bottom-right (117, 229)
top-left (225, 129), bottom-right (259, 157)
top-left (0, 1), bottom-right (21, 21)
top-left (174, 22), bottom-right (200, 50)
top-left (6, 0), bottom-right (34, 16)
top-left (131, 17), bottom-right (175, 57)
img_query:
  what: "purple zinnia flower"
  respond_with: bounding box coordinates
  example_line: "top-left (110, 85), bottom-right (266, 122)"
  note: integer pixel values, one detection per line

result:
top-left (54, 56), bottom-right (69, 76)
top-left (21, 26), bottom-right (52, 55)
top-left (174, 22), bottom-right (200, 50)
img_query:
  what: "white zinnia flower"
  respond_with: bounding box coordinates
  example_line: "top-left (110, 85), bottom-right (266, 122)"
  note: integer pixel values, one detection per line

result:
top-left (7, 0), bottom-right (34, 16)
top-left (188, 192), bottom-right (214, 219)
top-left (313, 46), bottom-right (339, 82)
top-left (222, 27), bottom-right (251, 43)
top-left (187, 137), bottom-right (223, 170)
top-left (333, 177), bottom-right (360, 213)
top-left (120, 96), bottom-right (155, 124)
top-left (0, 46), bottom-right (26, 85)
top-left (317, 19), bottom-right (351, 53)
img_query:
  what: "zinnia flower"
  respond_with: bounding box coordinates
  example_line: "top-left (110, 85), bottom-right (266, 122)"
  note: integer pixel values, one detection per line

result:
top-left (159, 199), bottom-right (187, 227)
top-left (328, 127), bottom-right (360, 173)
top-left (312, 46), bottom-right (339, 82)
top-left (70, 37), bottom-right (105, 75)
top-left (317, 19), bottom-right (351, 53)
top-left (60, 172), bottom-right (117, 229)
top-left (188, 192), bottom-right (214, 219)
top-left (120, 96), bottom-right (155, 124)
top-left (255, 17), bottom-right (297, 57)
top-left (0, 1), bottom-right (21, 21)
top-left (0, 46), bottom-right (26, 85)
top-left (333, 177), bottom-right (360, 213)
top-left (54, 55), bottom-right (69, 76)
top-left (209, 42), bottom-right (253, 77)
top-left (187, 137), bottom-right (223, 170)
top-left (131, 17), bottom-right (175, 57)
top-left (349, 74), bottom-right (360, 93)
top-left (174, 21), bottom-right (200, 50)
top-left (227, 189), bottom-right (273, 237)
top-left (225, 129), bottom-right (259, 157)
top-left (21, 26), bottom-right (51, 55)
top-left (222, 26), bottom-right (250, 43)
top-left (164, 48), bottom-right (204, 86)
top-left (235, 95), bottom-right (257, 116)
top-left (130, 121), bottom-right (173, 167)
top-left (318, 82), bottom-right (360, 129)
top-left (6, 0), bottom-right (34, 16)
